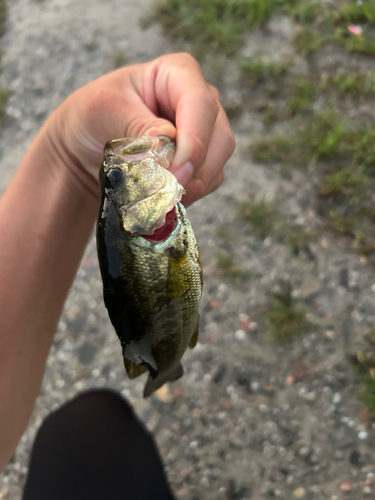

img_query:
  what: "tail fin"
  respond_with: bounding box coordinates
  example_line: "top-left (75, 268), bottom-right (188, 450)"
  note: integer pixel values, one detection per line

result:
top-left (143, 362), bottom-right (184, 398)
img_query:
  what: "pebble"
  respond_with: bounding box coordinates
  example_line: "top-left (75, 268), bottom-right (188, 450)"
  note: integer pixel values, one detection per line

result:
top-left (234, 329), bottom-right (247, 341)
top-left (293, 487), bottom-right (306, 497)
top-left (359, 431), bottom-right (368, 440)
top-left (339, 481), bottom-right (353, 492)
top-left (333, 393), bottom-right (342, 404)
top-left (155, 385), bottom-right (173, 403)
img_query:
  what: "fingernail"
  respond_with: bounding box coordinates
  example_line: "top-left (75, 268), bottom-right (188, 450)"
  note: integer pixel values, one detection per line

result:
top-left (145, 124), bottom-right (175, 138)
top-left (173, 161), bottom-right (194, 187)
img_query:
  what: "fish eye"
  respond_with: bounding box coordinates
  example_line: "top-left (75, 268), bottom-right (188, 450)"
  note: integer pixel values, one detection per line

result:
top-left (107, 168), bottom-right (123, 187)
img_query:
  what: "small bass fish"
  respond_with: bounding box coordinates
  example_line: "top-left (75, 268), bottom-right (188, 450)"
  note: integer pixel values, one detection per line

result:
top-left (97, 135), bottom-right (202, 397)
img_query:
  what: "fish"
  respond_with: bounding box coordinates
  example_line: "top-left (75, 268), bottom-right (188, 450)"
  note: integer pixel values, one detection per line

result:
top-left (96, 135), bottom-right (203, 397)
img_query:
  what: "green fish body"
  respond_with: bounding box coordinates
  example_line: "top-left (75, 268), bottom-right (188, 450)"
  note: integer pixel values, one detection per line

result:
top-left (96, 136), bottom-right (202, 397)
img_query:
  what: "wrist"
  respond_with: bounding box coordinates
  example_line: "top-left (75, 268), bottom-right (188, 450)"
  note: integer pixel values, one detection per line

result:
top-left (40, 105), bottom-right (100, 202)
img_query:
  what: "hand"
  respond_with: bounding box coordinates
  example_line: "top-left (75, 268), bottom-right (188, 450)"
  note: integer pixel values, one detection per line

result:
top-left (46, 53), bottom-right (235, 206)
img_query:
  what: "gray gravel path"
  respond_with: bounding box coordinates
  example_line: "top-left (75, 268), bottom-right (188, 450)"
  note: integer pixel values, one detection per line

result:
top-left (1, 1), bottom-right (375, 499)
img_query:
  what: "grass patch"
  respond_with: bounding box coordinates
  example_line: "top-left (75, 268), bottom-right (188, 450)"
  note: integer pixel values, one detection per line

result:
top-left (265, 282), bottom-right (311, 343)
top-left (240, 57), bottom-right (292, 86)
top-left (145, 0), bottom-right (298, 57)
top-left (319, 166), bottom-right (369, 198)
top-left (283, 226), bottom-right (315, 256)
top-left (287, 78), bottom-right (315, 114)
top-left (252, 135), bottom-right (296, 163)
top-left (252, 109), bottom-right (348, 163)
top-left (334, 1), bottom-right (375, 28)
top-left (0, 0), bottom-right (6, 38)
top-left (0, 86), bottom-right (11, 127)
top-left (319, 71), bottom-right (375, 97)
top-left (113, 51), bottom-right (127, 68)
top-left (349, 350), bottom-right (375, 417)
top-left (215, 254), bottom-right (252, 288)
top-left (238, 200), bottom-right (279, 238)
top-left (293, 26), bottom-right (329, 56)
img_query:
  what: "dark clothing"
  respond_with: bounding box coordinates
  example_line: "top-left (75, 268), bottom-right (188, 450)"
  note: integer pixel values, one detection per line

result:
top-left (23, 389), bottom-right (175, 500)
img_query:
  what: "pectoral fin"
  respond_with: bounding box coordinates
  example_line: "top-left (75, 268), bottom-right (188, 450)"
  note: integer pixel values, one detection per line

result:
top-left (124, 358), bottom-right (148, 379)
top-left (143, 362), bottom-right (184, 398)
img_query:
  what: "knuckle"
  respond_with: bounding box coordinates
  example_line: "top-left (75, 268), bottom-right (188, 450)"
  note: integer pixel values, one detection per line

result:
top-left (225, 129), bottom-right (236, 156)
top-left (208, 84), bottom-right (221, 101)
top-left (177, 52), bottom-right (200, 68)
top-left (190, 134), bottom-right (207, 165)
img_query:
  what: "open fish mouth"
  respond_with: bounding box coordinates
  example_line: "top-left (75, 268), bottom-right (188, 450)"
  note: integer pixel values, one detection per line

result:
top-left (102, 135), bottom-right (185, 236)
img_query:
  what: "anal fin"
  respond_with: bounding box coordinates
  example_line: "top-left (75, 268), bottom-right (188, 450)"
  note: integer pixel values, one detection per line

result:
top-left (143, 362), bottom-right (184, 398)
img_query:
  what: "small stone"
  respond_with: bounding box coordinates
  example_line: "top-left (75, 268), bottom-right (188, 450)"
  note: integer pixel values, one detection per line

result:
top-left (249, 321), bottom-right (258, 331)
top-left (155, 385), bottom-right (173, 403)
top-left (235, 329), bottom-right (247, 341)
top-left (339, 268), bottom-right (349, 288)
top-left (55, 379), bottom-right (65, 389)
top-left (359, 431), bottom-right (368, 440)
top-left (333, 393), bottom-right (342, 404)
top-left (239, 313), bottom-right (250, 331)
top-left (299, 446), bottom-right (310, 458)
top-left (350, 450), bottom-right (360, 465)
top-left (210, 300), bottom-right (219, 309)
top-left (91, 368), bottom-right (100, 378)
top-left (340, 481), bottom-right (353, 492)
top-left (213, 364), bottom-right (226, 384)
top-left (363, 486), bottom-right (372, 495)
top-left (360, 409), bottom-right (372, 426)
top-left (325, 330), bottom-right (336, 340)
top-left (304, 391), bottom-right (316, 402)
top-left (293, 487), bottom-right (306, 497)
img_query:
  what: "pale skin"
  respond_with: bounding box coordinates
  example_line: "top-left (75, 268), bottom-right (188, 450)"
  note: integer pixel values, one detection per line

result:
top-left (0, 53), bottom-right (235, 472)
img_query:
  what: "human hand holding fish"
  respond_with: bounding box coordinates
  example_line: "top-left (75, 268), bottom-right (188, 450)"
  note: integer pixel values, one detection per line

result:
top-left (48, 52), bottom-right (235, 206)
top-left (0, 53), bottom-right (235, 472)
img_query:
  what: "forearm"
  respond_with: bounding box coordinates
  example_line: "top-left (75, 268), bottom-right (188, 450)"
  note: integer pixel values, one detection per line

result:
top-left (0, 123), bottom-right (98, 471)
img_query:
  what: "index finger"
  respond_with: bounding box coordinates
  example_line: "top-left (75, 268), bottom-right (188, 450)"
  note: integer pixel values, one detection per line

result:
top-left (151, 54), bottom-right (221, 174)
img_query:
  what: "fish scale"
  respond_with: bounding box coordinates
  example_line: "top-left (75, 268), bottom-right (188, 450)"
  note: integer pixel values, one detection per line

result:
top-left (96, 135), bottom-right (202, 397)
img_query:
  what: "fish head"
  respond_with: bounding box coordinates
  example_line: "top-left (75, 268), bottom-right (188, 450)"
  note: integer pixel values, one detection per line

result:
top-left (101, 135), bottom-right (185, 236)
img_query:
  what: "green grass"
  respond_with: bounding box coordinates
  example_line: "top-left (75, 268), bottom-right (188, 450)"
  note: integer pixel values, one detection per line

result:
top-left (293, 26), bottom-right (329, 55)
top-left (252, 135), bottom-right (296, 163)
top-left (146, 0), bottom-right (298, 57)
top-left (319, 166), bottom-right (369, 197)
top-left (263, 104), bottom-right (279, 126)
top-left (349, 351), bottom-right (375, 417)
top-left (0, 87), bottom-right (10, 127)
top-left (283, 226), bottom-right (315, 255)
top-left (0, 0), bottom-right (6, 38)
top-left (240, 57), bottom-right (292, 87)
top-left (252, 109), bottom-right (348, 163)
top-left (238, 200), bottom-right (279, 238)
top-left (287, 78), bottom-right (315, 114)
top-left (215, 254), bottom-right (252, 288)
top-left (319, 71), bottom-right (375, 97)
top-left (287, 1), bottom-right (320, 24)
top-left (113, 51), bottom-right (127, 68)
top-left (265, 282), bottom-right (311, 343)
top-left (334, 1), bottom-right (375, 28)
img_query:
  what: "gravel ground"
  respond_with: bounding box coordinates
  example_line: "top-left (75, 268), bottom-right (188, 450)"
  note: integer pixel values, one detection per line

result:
top-left (1, 1), bottom-right (375, 499)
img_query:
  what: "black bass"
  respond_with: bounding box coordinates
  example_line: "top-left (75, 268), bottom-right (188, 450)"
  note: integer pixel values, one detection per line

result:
top-left (96, 135), bottom-right (202, 397)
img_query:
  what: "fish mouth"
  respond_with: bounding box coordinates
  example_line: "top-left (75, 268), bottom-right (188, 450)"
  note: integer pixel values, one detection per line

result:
top-left (138, 206), bottom-right (177, 242)
top-left (103, 135), bottom-right (184, 236)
